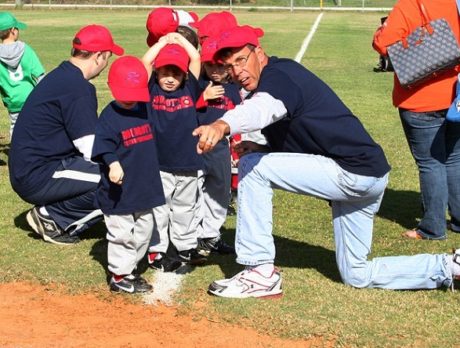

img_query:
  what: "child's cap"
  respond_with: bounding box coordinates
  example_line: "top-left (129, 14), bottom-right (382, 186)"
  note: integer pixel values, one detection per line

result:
top-left (0, 12), bottom-right (27, 31)
top-left (73, 24), bottom-right (124, 56)
top-left (146, 7), bottom-right (179, 47)
top-left (154, 43), bottom-right (189, 73)
top-left (217, 25), bottom-right (264, 51)
top-left (200, 38), bottom-right (219, 63)
top-left (108, 56), bottom-right (150, 102)
top-left (190, 11), bottom-right (237, 41)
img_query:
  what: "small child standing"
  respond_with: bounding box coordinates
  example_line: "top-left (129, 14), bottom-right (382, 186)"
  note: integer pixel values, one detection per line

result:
top-left (194, 38), bottom-right (241, 257)
top-left (143, 33), bottom-right (206, 270)
top-left (0, 12), bottom-right (45, 137)
top-left (91, 56), bottom-right (165, 293)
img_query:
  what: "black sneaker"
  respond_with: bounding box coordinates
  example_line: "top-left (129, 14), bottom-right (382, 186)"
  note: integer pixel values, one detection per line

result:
top-left (178, 248), bottom-right (207, 265)
top-left (26, 207), bottom-right (80, 245)
top-left (149, 253), bottom-right (182, 272)
top-left (198, 236), bottom-right (235, 257)
top-left (110, 274), bottom-right (152, 293)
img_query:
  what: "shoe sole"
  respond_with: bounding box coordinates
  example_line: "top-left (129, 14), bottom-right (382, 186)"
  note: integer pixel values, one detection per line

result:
top-left (26, 209), bottom-right (76, 246)
top-left (208, 281), bottom-right (283, 299)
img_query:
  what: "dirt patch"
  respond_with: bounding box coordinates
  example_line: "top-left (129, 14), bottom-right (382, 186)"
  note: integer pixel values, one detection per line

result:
top-left (0, 282), bottom-right (331, 348)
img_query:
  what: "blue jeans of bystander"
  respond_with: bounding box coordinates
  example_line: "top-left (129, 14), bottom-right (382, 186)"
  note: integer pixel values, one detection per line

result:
top-left (399, 109), bottom-right (460, 239)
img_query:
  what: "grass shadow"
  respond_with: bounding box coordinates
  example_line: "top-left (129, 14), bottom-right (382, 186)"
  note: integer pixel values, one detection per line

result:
top-left (378, 188), bottom-right (421, 230)
top-left (211, 226), bottom-right (341, 283)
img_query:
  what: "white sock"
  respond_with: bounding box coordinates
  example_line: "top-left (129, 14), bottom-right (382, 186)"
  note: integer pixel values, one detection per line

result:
top-left (252, 263), bottom-right (275, 278)
top-left (39, 206), bottom-right (49, 216)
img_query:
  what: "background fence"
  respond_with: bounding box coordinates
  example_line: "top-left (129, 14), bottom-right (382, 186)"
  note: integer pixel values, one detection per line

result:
top-left (0, 0), bottom-right (395, 11)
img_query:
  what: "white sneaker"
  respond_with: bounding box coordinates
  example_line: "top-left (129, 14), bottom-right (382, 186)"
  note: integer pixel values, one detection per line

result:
top-left (208, 268), bottom-right (282, 298)
top-left (452, 248), bottom-right (460, 280)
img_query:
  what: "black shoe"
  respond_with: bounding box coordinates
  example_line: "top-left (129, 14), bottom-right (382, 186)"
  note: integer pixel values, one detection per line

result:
top-left (178, 248), bottom-right (207, 265)
top-left (26, 207), bottom-right (80, 245)
top-left (198, 236), bottom-right (235, 257)
top-left (110, 274), bottom-right (152, 293)
top-left (149, 253), bottom-right (182, 272)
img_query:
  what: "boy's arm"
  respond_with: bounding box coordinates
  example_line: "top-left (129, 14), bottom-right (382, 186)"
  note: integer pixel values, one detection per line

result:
top-left (167, 32), bottom-right (201, 80)
top-left (142, 38), bottom-right (169, 80)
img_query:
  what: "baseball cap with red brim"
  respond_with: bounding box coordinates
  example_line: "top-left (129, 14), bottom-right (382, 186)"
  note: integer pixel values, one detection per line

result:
top-left (108, 56), bottom-right (150, 102)
top-left (216, 25), bottom-right (264, 52)
top-left (154, 44), bottom-right (189, 73)
top-left (146, 7), bottom-right (179, 47)
top-left (190, 11), bottom-right (237, 41)
top-left (200, 38), bottom-right (219, 63)
top-left (72, 24), bottom-right (124, 56)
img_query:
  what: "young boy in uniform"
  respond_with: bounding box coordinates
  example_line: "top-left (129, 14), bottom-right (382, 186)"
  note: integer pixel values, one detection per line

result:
top-left (0, 12), bottom-right (44, 137)
top-left (143, 33), bottom-right (206, 271)
top-left (91, 56), bottom-right (165, 293)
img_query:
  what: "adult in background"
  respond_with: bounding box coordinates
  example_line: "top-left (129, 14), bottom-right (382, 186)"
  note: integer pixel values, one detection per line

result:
top-left (193, 25), bottom-right (460, 298)
top-left (9, 24), bottom-right (124, 245)
top-left (373, 0), bottom-right (460, 240)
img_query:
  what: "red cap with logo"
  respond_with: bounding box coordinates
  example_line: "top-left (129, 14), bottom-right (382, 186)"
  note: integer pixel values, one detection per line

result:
top-left (146, 7), bottom-right (179, 47)
top-left (200, 38), bottom-right (219, 63)
top-left (154, 44), bottom-right (189, 73)
top-left (108, 56), bottom-right (150, 102)
top-left (72, 24), bottom-right (124, 56)
top-left (217, 25), bottom-right (264, 52)
top-left (190, 11), bottom-right (237, 43)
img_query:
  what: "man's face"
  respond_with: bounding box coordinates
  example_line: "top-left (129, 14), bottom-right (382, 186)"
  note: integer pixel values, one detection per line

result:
top-left (222, 46), bottom-right (264, 91)
top-left (156, 65), bottom-right (185, 92)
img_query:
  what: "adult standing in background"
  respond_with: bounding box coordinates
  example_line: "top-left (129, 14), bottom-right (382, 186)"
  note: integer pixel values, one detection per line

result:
top-left (373, 0), bottom-right (460, 240)
top-left (9, 24), bottom-right (124, 245)
top-left (193, 25), bottom-right (460, 298)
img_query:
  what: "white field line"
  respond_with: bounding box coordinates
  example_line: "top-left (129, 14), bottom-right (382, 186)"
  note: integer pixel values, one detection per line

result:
top-left (294, 12), bottom-right (324, 63)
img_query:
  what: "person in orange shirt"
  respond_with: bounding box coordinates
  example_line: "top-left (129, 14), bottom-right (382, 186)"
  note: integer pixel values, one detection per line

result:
top-left (373, 0), bottom-right (460, 240)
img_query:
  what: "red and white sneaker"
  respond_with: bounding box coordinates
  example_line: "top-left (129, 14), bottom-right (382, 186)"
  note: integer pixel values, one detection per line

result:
top-left (208, 268), bottom-right (282, 299)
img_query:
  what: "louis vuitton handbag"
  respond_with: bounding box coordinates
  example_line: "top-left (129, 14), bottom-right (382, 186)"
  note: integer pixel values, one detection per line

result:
top-left (387, 0), bottom-right (460, 88)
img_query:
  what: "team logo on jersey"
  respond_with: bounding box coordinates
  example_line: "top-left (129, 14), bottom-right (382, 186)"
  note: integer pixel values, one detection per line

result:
top-left (151, 95), bottom-right (194, 112)
top-left (121, 123), bottom-right (154, 147)
top-left (8, 65), bottom-right (24, 82)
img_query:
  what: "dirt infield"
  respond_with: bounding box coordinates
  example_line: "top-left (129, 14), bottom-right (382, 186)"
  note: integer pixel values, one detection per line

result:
top-left (0, 282), bottom-right (331, 347)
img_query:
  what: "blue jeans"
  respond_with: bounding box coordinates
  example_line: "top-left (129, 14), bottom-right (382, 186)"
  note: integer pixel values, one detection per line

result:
top-left (236, 152), bottom-right (452, 289)
top-left (399, 109), bottom-right (460, 239)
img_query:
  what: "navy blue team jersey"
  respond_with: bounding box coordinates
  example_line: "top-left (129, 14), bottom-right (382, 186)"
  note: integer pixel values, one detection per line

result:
top-left (91, 102), bottom-right (165, 215)
top-left (258, 57), bottom-right (390, 178)
top-left (197, 76), bottom-right (242, 126)
top-left (9, 61), bottom-right (98, 196)
top-left (148, 73), bottom-right (204, 172)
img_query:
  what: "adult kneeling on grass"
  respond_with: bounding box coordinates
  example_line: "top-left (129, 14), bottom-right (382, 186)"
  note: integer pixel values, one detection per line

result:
top-left (193, 25), bottom-right (460, 298)
top-left (8, 25), bottom-right (124, 245)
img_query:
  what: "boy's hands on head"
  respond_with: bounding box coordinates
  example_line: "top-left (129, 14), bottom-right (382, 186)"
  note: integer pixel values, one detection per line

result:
top-left (203, 81), bottom-right (225, 101)
top-left (109, 161), bottom-right (124, 185)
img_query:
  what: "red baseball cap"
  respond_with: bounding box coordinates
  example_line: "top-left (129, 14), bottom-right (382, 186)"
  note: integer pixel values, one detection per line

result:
top-left (72, 24), bottom-right (124, 56)
top-left (176, 9), bottom-right (199, 28)
top-left (154, 44), bottom-right (189, 73)
top-left (217, 25), bottom-right (264, 51)
top-left (146, 7), bottom-right (179, 47)
top-left (190, 11), bottom-right (237, 42)
top-left (108, 56), bottom-right (150, 102)
top-left (200, 38), bottom-right (219, 63)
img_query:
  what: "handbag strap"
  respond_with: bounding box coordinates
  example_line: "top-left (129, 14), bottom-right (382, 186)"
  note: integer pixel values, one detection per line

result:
top-left (415, 0), bottom-right (431, 26)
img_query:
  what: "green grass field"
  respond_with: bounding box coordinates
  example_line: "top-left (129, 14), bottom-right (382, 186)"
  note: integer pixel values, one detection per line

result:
top-left (1, 9), bottom-right (459, 347)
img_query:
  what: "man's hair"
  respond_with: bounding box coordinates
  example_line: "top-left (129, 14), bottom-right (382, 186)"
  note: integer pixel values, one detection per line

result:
top-left (176, 26), bottom-right (199, 49)
top-left (217, 44), bottom-right (256, 62)
top-left (0, 28), bottom-right (13, 41)
top-left (70, 37), bottom-right (96, 58)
